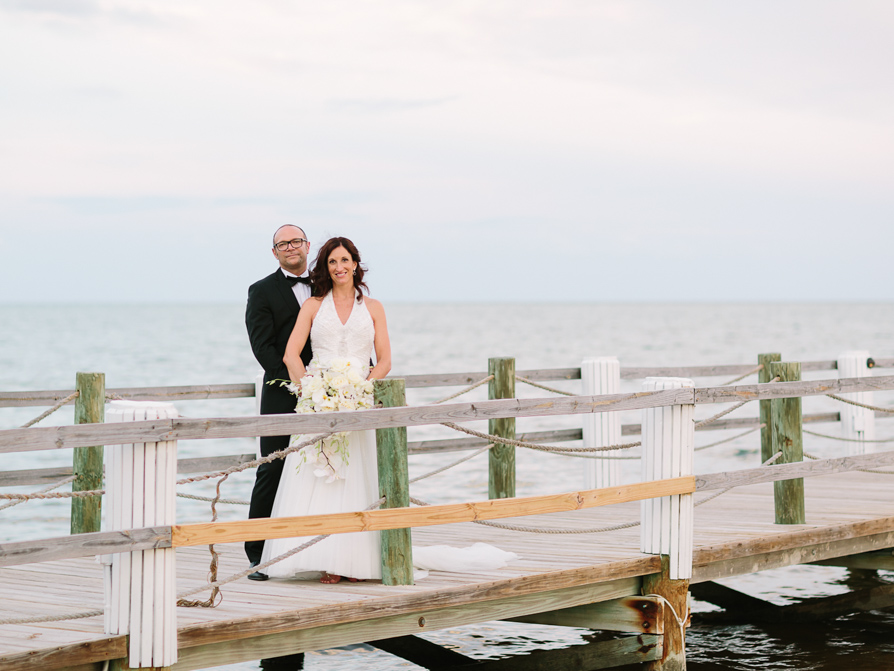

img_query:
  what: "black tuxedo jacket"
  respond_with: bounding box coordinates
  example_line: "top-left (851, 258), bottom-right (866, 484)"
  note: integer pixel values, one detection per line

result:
top-left (245, 269), bottom-right (313, 417)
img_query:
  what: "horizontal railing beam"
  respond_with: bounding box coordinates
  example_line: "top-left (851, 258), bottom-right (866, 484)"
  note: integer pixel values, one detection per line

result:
top-left (5, 358), bottom-right (893, 408)
top-left (3, 446), bottom-right (894, 567)
top-left (2, 376), bottom-right (892, 454)
top-left (0, 412), bottom-right (860, 488)
top-left (696, 448), bottom-right (894, 492)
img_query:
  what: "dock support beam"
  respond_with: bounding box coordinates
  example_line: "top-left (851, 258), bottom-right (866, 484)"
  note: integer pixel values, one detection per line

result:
top-left (71, 371), bottom-right (105, 535)
top-left (375, 379), bottom-right (414, 585)
top-left (582, 356), bottom-right (622, 488)
top-left (489, 357), bottom-right (516, 499)
top-left (641, 377), bottom-right (694, 670)
top-left (769, 362), bottom-right (805, 524)
top-left (758, 353), bottom-right (782, 465)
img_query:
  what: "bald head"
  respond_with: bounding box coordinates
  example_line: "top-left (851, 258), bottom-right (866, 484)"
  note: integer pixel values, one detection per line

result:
top-left (271, 225), bottom-right (310, 275)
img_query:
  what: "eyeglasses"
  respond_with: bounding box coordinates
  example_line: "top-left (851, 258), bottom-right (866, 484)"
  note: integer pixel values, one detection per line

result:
top-left (274, 238), bottom-right (308, 251)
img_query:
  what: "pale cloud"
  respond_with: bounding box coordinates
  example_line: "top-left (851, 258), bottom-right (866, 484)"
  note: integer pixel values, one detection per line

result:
top-left (0, 1), bottom-right (892, 302)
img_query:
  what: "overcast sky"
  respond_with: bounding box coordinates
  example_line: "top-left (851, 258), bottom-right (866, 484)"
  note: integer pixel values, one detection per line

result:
top-left (1, 1), bottom-right (892, 303)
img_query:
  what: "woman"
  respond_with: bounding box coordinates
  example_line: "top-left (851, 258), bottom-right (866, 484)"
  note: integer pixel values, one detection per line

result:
top-left (260, 237), bottom-right (391, 584)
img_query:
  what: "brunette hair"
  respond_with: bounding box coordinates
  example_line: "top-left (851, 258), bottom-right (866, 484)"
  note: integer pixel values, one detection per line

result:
top-left (309, 237), bottom-right (369, 302)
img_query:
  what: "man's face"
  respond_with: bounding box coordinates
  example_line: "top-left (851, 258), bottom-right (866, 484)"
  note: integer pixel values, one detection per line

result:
top-left (272, 226), bottom-right (309, 274)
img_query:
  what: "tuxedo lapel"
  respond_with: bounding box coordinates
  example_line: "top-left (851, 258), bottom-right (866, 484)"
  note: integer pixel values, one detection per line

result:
top-left (273, 270), bottom-right (301, 314)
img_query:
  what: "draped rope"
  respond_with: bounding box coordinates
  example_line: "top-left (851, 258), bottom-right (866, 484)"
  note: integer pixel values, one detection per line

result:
top-left (20, 391), bottom-right (79, 428)
top-left (826, 394), bottom-right (894, 414)
top-left (0, 475), bottom-right (78, 511)
top-left (441, 422), bottom-right (640, 453)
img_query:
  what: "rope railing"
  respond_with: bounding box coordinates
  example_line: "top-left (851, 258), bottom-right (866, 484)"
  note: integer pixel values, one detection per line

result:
top-left (515, 375), bottom-right (575, 396)
top-left (803, 429), bottom-right (894, 444)
top-left (720, 364), bottom-right (764, 386)
top-left (441, 421), bottom-right (641, 453)
top-left (19, 391), bottom-right (79, 428)
top-left (0, 475), bottom-right (78, 511)
top-left (0, 487), bottom-right (104, 501)
top-left (826, 393), bottom-right (894, 414)
top-left (428, 376), bottom-right (493, 405)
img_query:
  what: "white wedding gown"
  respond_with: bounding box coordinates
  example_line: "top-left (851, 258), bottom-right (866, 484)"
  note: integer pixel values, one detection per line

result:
top-left (260, 292), bottom-right (520, 581)
top-left (261, 292), bottom-right (382, 580)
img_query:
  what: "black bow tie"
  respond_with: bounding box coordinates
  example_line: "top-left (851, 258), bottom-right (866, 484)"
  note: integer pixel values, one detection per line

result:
top-left (286, 275), bottom-right (311, 286)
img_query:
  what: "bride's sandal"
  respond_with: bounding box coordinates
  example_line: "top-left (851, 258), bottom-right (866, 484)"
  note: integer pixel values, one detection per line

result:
top-left (320, 573), bottom-right (343, 584)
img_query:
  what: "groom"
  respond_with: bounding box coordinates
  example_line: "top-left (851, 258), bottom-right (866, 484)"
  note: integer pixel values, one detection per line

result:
top-left (245, 224), bottom-right (314, 578)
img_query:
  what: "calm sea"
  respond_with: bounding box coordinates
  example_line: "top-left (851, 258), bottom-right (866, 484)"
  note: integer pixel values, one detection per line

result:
top-left (2, 302), bottom-right (894, 669)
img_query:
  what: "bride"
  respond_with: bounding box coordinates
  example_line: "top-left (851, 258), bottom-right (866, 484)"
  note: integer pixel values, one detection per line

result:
top-left (260, 236), bottom-right (391, 584)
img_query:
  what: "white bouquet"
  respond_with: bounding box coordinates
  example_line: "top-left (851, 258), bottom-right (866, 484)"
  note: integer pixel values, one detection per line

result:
top-left (288, 358), bottom-right (374, 482)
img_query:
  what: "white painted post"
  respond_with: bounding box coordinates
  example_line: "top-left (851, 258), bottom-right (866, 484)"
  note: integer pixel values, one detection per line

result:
top-left (255, 370), bottom-right (265, 459)
top-left (582, 357), bottom-right (622, 489)
top-left (104, 400), bottom-right (179, 669)
top-left (837, 351), bottom-right (876, 455)
top-left (640, 377), bottom-right (695, 580)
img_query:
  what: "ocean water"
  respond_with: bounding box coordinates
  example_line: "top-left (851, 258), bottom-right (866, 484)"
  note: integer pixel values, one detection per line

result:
top-left (1, 301), bottom-right (894, 669)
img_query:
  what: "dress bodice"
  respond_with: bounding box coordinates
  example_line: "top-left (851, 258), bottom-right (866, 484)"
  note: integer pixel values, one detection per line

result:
top-left (310, 292), bottom-right (375, 367)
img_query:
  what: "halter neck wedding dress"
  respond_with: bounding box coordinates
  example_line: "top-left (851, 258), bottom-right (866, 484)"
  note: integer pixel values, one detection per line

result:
top-left (260, 291), bottom-right (381, 580)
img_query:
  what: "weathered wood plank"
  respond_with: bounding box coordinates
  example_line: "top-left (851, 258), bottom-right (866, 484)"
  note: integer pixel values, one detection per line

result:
top-left (0, 634), bottom-right (125, 671)
top-left (6, 376), bottom-right (892, 454)
top-left (0, 388), bottom-right (698, 453)
top-left (171, 477), bottom-right (697, 548)
top-left (507, 595), bottom-right (663, 634)
top-left (695, 449), bottom-right (894, 492)
top-left (692, 522), bottom-right (894, 581)
top-left (171, 576), bottom-right (646, 668)
top-left (0, 384), bottom-right (257, 408)
top-left (0, 527), bottom-right (172, 567)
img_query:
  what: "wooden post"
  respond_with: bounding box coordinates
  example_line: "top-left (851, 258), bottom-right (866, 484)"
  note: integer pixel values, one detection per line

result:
top-left (768, 362), bottom-right (805, 525)
top-left (104, 400), bottom-right (179, 669)
top-left (71, 372), bottom-right (105, 535)
top-left (488, 357), bottom-right (515, 500)
top-left (374, 379), bottom-right (413, 586)
top-left (838, 351), bottom-right (876, 455)
top-left (641, 377), bottom-right (694, 671)
top-left (582, 356), bottom-right (622, 489)
top-left (757, 353), bottom-right (781, 465)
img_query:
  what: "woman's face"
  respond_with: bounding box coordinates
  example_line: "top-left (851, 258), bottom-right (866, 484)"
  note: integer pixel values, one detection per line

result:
top-left (327, 245), bottom-right (357, 285)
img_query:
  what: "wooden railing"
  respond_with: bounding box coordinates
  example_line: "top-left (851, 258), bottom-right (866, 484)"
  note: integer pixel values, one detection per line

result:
top-left (2, 365), bottom-right (893, 669)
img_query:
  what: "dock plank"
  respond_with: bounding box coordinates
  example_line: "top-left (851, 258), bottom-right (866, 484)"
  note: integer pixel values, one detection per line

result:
top-left (1, 471), bottom-right (894, 670)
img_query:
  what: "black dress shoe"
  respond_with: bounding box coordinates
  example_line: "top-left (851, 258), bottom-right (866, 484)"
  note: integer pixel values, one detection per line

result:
top-left (248, 561), bottom-right (269, 581)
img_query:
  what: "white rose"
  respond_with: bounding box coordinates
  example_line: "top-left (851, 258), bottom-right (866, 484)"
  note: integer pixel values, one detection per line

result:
top-left (329, 358), bottom-right (349, 373)
top-left (346, 369), bottom-right (364, 385)
top-left (329, 374), bottom-right (349, 390)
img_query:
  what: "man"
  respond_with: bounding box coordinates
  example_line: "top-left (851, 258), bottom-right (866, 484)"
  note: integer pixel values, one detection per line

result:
top-left (245, 225), bottom-right (314, 579)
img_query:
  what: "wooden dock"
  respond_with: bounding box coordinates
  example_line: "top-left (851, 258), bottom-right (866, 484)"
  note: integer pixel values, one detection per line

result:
top-left (3, 470), bottom-right (894, 670)
top-left (2, 353), bottom-right (893, 670)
